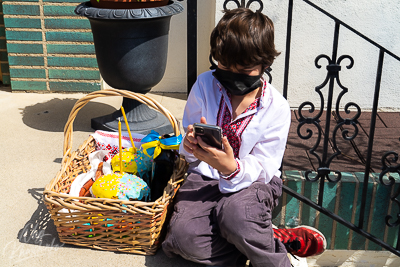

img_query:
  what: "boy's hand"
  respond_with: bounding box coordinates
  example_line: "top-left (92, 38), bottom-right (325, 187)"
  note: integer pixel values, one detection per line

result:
top-left (182, 117), bottom-right (208, 154)
top-left (182, 124), bottom-right (198, 154)
top-left (191, 117), bottom-right (237, 175)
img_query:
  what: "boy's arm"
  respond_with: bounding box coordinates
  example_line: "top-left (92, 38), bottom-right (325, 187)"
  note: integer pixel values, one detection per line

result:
top-left (178, 79), bottom-right (205, 163)
top-left (218, 104), bottom-right (291, 193)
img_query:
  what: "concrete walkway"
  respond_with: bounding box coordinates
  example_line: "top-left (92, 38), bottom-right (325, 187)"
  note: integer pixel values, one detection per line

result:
top-left (0, 88), bottom-right (398, 267)
top-left (0, 89), bottom-right (201, 267)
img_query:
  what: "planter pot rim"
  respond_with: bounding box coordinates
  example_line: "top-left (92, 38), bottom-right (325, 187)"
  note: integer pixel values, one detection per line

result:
top-left (75, 1), bottom-right (184, 20)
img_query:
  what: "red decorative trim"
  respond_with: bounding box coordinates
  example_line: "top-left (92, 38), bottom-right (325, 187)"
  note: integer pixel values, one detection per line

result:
top-left (96, 131), bottom-right (142, 142)
top-left (217, 95), bottom-right (225, 127)
top-left (223, 159), bottom-right (240, 180)
top-left (219, 96), bottom-right (259, 158)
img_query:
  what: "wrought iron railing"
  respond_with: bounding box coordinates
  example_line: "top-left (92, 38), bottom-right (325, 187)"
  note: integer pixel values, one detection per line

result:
top-left (186, 0), bottom-right (400, 256)
top-left (283, 0), bottom-right (400, 256)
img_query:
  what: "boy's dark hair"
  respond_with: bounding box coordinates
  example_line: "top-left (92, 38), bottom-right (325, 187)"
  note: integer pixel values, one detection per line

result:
top-left (210, 8), bottom-right (280, 68)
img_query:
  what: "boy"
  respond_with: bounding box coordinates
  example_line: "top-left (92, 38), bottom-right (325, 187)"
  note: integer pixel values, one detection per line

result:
top-left (162, 8), bottom-right (326, 267)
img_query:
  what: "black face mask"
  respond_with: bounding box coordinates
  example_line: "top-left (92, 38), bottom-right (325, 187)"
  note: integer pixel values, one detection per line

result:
top-left (212, 68), bottom-right (262, 96)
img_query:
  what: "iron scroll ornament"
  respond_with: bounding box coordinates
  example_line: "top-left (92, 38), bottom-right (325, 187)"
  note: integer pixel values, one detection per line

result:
top-left (379, 151), bottom-right (400, 227)
top-left (297, 53), bottom-right (361, 183)
top-left (223, 0), bottom-right (263, 12)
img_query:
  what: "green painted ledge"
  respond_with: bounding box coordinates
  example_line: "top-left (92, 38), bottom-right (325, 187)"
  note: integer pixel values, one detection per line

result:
top-left (276, 171), bottom-right (399, 251)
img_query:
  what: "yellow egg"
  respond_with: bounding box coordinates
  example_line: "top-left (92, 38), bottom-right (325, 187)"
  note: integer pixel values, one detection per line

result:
top-left (111, 147), bottom-right (138, 174)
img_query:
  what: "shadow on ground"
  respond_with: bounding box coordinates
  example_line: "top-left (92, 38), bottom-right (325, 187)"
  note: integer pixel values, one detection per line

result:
top-left (0, 84), bottom-right (11, 92)
top-left (18, 188), bottom-right (65, 248)
top-left (21, 98), bottom-right (118, 132)
top-left (151, 92), bottom-right (187, 101)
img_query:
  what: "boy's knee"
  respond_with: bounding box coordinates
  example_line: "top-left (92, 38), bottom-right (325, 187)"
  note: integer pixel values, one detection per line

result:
top-left (218, 186), bottom-right (273, 239)
top-left (217, 199), bottom-right (249, 239)
top-left (163, 210), bottom-right (212, 261)
top-left (163, 219), bottom-right (195, 258)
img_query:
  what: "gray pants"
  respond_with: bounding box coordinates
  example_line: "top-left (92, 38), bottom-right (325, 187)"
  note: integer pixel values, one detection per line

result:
top-left (162, 173), bottom-right (291, 267)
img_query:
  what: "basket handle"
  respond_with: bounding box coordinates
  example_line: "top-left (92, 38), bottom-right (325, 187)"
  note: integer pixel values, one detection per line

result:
top-left (63, 88), bottom-right (181, 157)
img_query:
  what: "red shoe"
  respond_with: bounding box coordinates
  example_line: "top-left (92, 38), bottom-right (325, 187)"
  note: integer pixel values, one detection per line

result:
top-left (273, 225), bottom-right (327, 257)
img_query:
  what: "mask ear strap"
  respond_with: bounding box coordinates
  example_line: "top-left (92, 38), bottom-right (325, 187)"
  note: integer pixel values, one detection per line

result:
top-left (209, 54), bottom-right (218, 70)
top-left (264, 66), bottom-right (272, 84)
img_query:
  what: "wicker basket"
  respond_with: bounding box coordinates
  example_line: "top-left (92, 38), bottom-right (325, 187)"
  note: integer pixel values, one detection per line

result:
top-left (43, 89), bottom-right (187, 255)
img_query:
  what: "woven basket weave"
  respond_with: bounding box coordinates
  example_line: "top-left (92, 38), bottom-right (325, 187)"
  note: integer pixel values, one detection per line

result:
top-left (43, 89), bottom-right (187, 255)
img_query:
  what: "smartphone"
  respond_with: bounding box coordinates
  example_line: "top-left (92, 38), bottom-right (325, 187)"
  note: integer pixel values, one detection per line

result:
top-left (193, 123), bottom-right (223, 149)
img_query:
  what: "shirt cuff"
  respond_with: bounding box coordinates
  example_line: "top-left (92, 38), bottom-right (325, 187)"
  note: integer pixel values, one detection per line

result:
top-left (220, 158), bottom-right (241, 180)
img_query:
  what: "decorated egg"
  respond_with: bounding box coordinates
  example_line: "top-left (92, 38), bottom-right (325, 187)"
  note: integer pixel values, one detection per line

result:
top-left (111, 147), bottom-right (138, 174)
top-left (92, 173), bottom-right (150, 201)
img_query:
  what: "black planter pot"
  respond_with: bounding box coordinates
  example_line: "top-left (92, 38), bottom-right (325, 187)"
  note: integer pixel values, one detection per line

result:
top-left (75, 2), bottom-right (184, 135)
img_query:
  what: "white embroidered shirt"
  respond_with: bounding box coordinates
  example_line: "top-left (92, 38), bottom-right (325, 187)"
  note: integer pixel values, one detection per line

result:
top-left (179, 70), bottom-right (291, 193)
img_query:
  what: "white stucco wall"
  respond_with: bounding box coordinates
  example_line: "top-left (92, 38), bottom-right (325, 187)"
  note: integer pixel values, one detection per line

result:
top-left (151, 0), bottom-right (216, 94)
top-left (151, 0), bottom-right (400, 110)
